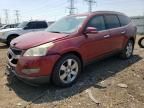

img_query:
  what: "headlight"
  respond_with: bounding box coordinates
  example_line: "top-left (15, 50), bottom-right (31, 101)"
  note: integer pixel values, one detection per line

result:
top-left (23, 42), bottom-right (54, 56)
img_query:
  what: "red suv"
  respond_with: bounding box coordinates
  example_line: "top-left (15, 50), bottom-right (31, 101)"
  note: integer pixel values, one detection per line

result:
top-left (6, 11), bottom-right (137, 87)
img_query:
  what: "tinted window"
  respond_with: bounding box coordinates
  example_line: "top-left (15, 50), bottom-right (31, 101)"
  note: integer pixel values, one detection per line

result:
top-left (87, 16), bottom-right (105, 31)
top-left (27, 21), bottom-right (48, 29)
top-left (105, 15), bottom-right (120, 29)
top-left (118, 15), bottom-right (131, 26)
top-left (27, 22), bottom-right (36, 29)
top-left (36, 21), bottom-right (48, 29)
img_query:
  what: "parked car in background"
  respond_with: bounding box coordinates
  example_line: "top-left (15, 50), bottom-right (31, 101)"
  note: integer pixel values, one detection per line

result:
top-left (0, 20), bottom-right (48, 45)
top-left (0, 24), bottom-right (19, 30)
top-left (6, 11), bottom-right (137, 87)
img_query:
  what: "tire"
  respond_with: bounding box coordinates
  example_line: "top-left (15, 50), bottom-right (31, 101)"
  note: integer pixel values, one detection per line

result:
top-left (138, 37), bottom-right (144, 48)
top-left (119, 40), bottom-right (134, 59)
top-left (7, 36), bottom-right (18, 46)
top-left (52, 54), bottom-right (82, 87)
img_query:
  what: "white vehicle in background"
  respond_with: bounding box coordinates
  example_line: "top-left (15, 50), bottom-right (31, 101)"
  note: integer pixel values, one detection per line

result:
top-left (0, 21), bottom-right (48, 46)
top-left (0, 24), bottom-right (19, 30)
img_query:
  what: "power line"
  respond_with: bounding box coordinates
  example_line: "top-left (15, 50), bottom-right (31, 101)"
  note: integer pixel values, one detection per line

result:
top-left (3, 9), bottom-right (9, 24)
top-left (0, 17), bottom-right (1, 25)
top-left (14, 10), bottom-right (20, 23)
top-left (67, 0), bottom-right (76, 15)
top-left (84, 0), bottom-right (96, 12)
top-left (22, 0), bottom-right (67, 15)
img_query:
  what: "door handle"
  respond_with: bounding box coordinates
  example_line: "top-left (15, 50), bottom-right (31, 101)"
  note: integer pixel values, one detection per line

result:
top-left (121, 31), bottom-right (126, 34)
top-left (104, 35), bottom-right (110, 38)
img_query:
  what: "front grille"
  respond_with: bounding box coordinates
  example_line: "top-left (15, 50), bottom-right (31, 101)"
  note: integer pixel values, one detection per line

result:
top-left (10, 47), bottom-right (22, 55)
top-left (11, 59), bottom-right (18, 64)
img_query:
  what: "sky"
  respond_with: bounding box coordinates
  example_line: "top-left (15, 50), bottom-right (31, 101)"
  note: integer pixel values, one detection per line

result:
top-left (0, 0), bottom-right (144, 24)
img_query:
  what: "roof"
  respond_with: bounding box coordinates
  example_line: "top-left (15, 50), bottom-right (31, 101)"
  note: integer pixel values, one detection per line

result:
top-left (69, 11), bottom-right (125, 17)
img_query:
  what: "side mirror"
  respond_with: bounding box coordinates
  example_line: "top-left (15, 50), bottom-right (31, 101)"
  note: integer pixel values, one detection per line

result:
top-left (85, 27), bottom-right (98, 34)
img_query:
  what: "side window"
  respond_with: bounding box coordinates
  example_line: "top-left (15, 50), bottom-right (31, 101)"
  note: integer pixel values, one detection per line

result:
top-left (104, 15), bottom-right (120, 29)
top-left (87, 16), bottom-right (106, 31)
top-left (35, 22), bottom-right (48, 29)
top-left (27, 22), bottom-right (36, 29)
top-left (118, 15), bottom-right (131, 26)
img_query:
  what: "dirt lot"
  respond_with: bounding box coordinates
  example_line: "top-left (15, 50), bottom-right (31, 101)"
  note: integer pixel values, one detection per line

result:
top-left (0, 36), bottom-right (144, 108)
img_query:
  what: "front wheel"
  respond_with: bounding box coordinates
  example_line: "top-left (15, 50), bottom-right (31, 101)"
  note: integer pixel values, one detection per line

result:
top-left (52, 54), bottom-right (82, 87)
top-left (138, 37), bottom-right (144, 48)
top-left (119, 40), bottom-right (134, 59)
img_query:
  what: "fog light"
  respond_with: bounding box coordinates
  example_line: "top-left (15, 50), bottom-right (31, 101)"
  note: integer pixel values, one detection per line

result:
top-left (22, 68), bottom-right (40, 74)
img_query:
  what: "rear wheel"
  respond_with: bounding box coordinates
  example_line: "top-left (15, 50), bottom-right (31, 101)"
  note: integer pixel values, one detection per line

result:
top-left (52, 54), bottom-right (82, 87)
top-left (119, 40), bottom-right (134, 59)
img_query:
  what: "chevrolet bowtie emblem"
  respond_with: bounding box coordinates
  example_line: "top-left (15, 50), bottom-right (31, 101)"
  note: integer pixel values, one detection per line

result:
top-left (13, 43), bottom-right (17, 46)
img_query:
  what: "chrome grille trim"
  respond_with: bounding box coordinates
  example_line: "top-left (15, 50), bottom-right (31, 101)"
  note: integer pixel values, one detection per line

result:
top-left (7, 48), bottom-right (21, 67)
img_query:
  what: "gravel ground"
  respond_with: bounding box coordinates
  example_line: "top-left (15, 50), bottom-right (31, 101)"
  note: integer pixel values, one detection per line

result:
top-left (0, 35), bottom-right (144, 108)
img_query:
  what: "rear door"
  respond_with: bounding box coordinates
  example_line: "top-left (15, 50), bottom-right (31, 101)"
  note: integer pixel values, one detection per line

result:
top-left (104, 14), bottom-right (124, 50)
top-left (118, 15), bottom-right (132, 47)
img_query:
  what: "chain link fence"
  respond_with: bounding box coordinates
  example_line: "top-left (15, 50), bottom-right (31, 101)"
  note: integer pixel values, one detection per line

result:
top-left (131, 16), bottom-right (144, 35)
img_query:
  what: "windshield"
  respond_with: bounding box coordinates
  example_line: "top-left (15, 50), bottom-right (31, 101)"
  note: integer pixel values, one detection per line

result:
top-left (1, 25), bottom-right (7, 29)
top-left (46, 16), bottom-right (87, 34)
top-left (17, 21), bottom-right (28, 28)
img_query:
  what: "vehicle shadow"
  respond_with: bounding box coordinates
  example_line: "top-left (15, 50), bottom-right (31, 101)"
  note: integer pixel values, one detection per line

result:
top-left (6, 55), bottom-right (142, 104)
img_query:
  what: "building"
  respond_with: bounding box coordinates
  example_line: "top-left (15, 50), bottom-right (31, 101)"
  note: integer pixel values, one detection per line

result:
top-left (131, 16), bottom-right (144, 34)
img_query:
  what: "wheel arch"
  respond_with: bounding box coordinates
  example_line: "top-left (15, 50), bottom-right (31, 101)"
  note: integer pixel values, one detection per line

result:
top-left (51, 51), bottom-right (84, 78)
top-left (59, 51), bottom-right (84, 67)
top-left (7, 34), bottom-right (19, 40)
top-left (129, 37), bottom-right (135, 44)
top-left (129, 37), bottom-right (135, 47)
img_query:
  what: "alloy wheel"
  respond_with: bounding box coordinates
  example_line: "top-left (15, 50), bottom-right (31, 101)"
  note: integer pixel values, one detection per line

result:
top-left (59, 59), bottom-right (79, 84)
top-left (126, 41), bottom-right (133, 57)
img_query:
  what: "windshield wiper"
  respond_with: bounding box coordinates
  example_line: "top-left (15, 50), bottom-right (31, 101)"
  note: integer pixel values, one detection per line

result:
top-left (50, 31), bottom-right (62, 33)
top-left (48, 31), bottom-right (70, 34)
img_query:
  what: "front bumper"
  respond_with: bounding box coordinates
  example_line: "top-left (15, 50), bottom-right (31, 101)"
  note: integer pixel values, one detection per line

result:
top-left (6, 64), bottom-right (50, 84)
top-left (7, 47), bottom-right (61, 84)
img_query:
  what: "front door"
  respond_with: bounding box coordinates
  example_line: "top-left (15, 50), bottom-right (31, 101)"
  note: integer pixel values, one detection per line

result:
top-left (84, 15), bottom-right (113, 61)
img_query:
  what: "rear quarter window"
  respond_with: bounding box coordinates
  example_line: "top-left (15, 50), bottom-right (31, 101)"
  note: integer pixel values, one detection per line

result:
top-left (104, 15), bottom-right (121, 29)
top-left (118, 15), bottom-right (131, 26)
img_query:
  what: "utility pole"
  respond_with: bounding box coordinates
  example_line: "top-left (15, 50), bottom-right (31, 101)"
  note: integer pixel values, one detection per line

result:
top-left (67, 0), bottom-right (76, 15)
top-left (14, 10), bottom-right (20, 24)
top-left (0, 17), bottom-right (1, 25)
top-left (3, 9), bottom-right (9, 24)
top-left (85, 0), bottom-right (96, 12)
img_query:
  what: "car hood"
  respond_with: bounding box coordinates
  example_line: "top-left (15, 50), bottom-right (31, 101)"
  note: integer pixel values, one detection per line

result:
top-left (0, 28), bottom-right (22, 32)
top-left (11, 31), bottom-right (69, 49)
